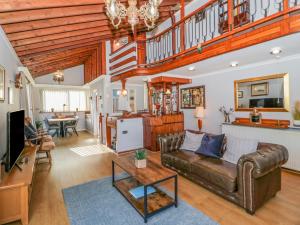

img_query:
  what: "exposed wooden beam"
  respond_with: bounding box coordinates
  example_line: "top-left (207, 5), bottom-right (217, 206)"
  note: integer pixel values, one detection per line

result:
top-left (21, 46), bottom-right (99, 64)
top-left (11, 28), bottom-right (136, 47)
top-left (31, 56), bottom-right (89, 69)
top-left (1, 14), bottom-right (108, 34)
top-left (29, 56), bottom-right (90, 71)
top-left (25, 50), bottom-right (95, 67)
top-left (32, 60), bottom-right (85, 77)
top-left (17, 39), bottom-right (102, 57)
top-left (11, 28), bottom-right (111, 46)
top-left (0, 5), bottom-right (105, 24)
top-left (0, 0), bottom-right (105, 12)
top-left (0, 0), bottom-right (180, 12)
top-left (12, 30), bottom-right (111, 47)
top-left (7, 20), bottom-right (110, 41)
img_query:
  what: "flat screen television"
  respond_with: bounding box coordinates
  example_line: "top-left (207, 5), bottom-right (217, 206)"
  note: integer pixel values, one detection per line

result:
top-left (5, 110), bottom-right (25, 172)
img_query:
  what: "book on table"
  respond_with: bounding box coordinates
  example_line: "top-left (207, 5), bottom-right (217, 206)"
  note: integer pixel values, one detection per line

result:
top-left (129, 186), bottom-right (156, 199)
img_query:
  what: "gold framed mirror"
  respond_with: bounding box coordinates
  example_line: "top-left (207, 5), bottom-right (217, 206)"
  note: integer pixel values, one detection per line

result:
top-left (234, 73), bottom-right (290, 112)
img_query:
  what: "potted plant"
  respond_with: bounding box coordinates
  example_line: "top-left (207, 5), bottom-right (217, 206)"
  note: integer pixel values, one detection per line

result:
top-left (219, 106), bottom-right (234, 123)
top-left (293, 100), bottom-right (300, 127)
top-left (135, 149), bottom-right (147, 169)
top-left (35, 120), bottom-right (43, 130)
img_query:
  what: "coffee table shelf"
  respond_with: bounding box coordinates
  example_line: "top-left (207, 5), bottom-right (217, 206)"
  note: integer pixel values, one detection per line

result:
top-left (112, 155), bottom-right (178, 223)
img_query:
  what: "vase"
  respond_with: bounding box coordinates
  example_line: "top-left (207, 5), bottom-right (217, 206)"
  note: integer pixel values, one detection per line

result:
top-left (135, 159), bottom-right (147, 168)
top-left (224, 114), bottom-right (230, 123)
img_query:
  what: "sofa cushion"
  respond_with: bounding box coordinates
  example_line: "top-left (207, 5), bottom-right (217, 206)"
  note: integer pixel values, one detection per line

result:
top-left (180, 131), bottom-right (205, 152)
top-left (162, 150), bottom-right (204, 174)
top-left (195, 134), bottom-right (225, 158)
top-left (222, 135), bottom-right (258, 164)
top-left (191, 158), bottom-right (237, 193)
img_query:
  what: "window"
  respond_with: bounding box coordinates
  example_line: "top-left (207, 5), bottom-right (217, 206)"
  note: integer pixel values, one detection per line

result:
top-left (69, 90), bottom-right (87, 111)
top-left (42, 89), bottom-right (87, 112)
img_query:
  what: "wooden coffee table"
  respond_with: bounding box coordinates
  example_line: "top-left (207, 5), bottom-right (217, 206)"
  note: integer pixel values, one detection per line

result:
top-left (112, 154), bottom-right (178, 223)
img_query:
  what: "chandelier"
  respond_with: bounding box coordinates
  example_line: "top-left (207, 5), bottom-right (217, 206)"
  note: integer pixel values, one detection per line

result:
top-left (105, 0), bottom-right (162, 31)
top-left (53, 70), bottom-right (64, 84)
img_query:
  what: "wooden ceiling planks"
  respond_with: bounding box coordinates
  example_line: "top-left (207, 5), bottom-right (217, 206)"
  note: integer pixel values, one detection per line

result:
top-left (0, 0), bottom-right (190, 77)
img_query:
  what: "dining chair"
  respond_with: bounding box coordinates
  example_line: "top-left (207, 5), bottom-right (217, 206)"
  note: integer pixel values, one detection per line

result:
top-left (25, 135), bottom-right (55, 166)
top-left (25, 117), bottom-right (53, 142)
top-left (44, 118), bottom-right (60, 137)
top-left (64, 117), bottom-right (79, 136)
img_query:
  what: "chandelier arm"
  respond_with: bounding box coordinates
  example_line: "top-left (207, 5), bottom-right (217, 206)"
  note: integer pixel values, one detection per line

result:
top-left (111, 17), bottom-right (122, 29)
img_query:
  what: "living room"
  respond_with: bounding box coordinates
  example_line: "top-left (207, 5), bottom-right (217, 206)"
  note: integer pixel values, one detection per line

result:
top-left (0, 0), bottom-right (299, 225)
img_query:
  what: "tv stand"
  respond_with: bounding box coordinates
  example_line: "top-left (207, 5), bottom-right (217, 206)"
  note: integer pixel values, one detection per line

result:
top-left (0, 145), bottom-right (37, 225)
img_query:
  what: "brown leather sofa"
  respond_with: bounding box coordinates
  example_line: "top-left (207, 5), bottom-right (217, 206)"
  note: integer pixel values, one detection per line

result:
top-left (159, 132), bottom-right (288, 214)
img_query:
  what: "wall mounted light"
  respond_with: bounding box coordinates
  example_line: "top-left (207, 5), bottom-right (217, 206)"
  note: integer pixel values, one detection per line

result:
top-left (270, 47), bottom-right (282, 58)
top-left (230, 61), bottom-right (239, 67)
top-left (188, 66), bottom-right (196, 71)
top-left (121, 79), bottom-right (128, 96)
top-left (121, 89), bottom-right (128, 96)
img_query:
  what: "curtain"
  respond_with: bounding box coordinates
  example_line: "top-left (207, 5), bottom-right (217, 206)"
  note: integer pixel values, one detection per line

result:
top-left (69, 90), bottom-right (87, 111)
top-left (42, 89), bottom-right (68, 112)
top-left (42, 89), bottom-right (87, 112)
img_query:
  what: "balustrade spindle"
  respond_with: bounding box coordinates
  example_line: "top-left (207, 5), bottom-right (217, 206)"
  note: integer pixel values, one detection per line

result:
top-left (289, 0), bottom-right (299, 7)
top-left (274, 0), bottom-right (283, 11)
top-left (261, 0), bottom-right (271, 17)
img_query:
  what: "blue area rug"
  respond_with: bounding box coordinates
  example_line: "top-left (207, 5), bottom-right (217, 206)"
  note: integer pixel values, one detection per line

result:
top-left (62, 176), bottom-right (219, 225)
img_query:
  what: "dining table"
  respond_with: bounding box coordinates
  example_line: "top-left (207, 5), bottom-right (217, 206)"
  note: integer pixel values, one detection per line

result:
top-left (48, 117), bottom-right (77, 137)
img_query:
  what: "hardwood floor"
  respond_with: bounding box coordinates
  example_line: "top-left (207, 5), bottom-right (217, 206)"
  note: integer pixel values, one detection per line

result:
top-left (8, 131), bottom-right (300, 225)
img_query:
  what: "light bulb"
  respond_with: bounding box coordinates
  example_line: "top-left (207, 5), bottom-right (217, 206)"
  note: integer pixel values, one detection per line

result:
top-left (150, 5), bottom-right (156, 15)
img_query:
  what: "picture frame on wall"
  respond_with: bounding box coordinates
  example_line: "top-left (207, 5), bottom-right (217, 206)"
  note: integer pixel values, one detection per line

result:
top-left (237, 90), bottom-right (243, 98)
top-left (251, 82), bottom-right (269, 96)
top-left (180, 86), bottom-right (205, 109)
top-left (0, 65), bottom-right (5, 102)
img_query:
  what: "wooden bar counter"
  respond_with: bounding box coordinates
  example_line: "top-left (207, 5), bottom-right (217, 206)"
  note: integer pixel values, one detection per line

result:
top-left (143, 113), bottom-right (184, 151)
top-left (0, 146), bottom-right (37, 225)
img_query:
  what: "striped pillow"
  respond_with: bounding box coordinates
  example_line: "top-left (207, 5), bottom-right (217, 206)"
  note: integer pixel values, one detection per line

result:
top-left (222, 135), bottom-right (258, 164)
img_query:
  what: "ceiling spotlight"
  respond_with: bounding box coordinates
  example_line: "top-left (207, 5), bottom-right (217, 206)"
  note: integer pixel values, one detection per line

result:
top-left (188, 66), bottom-right (195, 71)
top-left (270, 47), bottom-right (282, 56)
top-left (230, 61), bottom-right (239, 67)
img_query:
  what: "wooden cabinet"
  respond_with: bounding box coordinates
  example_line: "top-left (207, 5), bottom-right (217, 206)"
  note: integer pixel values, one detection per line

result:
top-left (143, 113), bottom-right (184, 151)
top-left (0, 146), bottom-right (37, 225)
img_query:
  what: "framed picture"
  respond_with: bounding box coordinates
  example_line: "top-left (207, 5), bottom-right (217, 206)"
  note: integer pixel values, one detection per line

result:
top-left (251, 82), bottom-right (269, 96)
top-left (237, 90), bottom-right (243, 98)
top-left (0, 65), bottom-right (5, 102)
top-left (181, 86), bottom-right (205, 109)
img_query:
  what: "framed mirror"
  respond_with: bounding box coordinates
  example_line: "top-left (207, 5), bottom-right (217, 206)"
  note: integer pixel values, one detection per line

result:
top-left (0, 65), bottom-right (5, 102)
top-left (234, 73), bottom-right (290, 112)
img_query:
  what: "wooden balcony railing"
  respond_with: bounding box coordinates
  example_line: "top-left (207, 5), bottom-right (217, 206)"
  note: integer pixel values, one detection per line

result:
top-left (109, 42), bottom-right (138, 76)
top-left (110, 0), bottom-right (300, 81)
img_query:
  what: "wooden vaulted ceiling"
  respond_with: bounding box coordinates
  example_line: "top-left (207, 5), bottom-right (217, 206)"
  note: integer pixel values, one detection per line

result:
top-left (0, 0), bottom-right (189, 78)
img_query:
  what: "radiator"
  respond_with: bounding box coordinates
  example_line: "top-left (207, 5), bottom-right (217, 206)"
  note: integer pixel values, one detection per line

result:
top-left (222, 124), bottom-right (300, 172)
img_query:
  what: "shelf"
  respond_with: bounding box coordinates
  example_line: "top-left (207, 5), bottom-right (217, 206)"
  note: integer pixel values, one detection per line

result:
top-left (114, 177), bottom-right (174, 216)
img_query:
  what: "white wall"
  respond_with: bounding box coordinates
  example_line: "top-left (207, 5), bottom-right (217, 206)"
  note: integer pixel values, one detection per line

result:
top-left (34, 65), bottom-right (84, 86)
top-left (0, 28), bottom-right (22, 159)
top-left (181, 56), bottom-right (300, 134)
top-left (89, 75), bottom-right (145, 139)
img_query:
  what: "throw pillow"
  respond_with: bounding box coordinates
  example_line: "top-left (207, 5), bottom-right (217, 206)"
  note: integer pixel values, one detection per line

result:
top-left (222, 135), bottom-right (258, 164)
top-left (180, 131), bottom-right (205, 152)
top-left (195, 134), bottom-right (225, 158)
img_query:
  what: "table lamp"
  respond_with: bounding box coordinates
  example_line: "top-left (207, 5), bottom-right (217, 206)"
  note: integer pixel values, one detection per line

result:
top-left (194, 106), bottom-right (204, 130)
